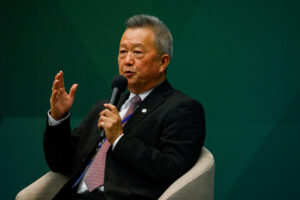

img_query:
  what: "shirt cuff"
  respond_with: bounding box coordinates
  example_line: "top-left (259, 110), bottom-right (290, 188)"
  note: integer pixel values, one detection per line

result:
top-left (112, 134), bottom-right (124, 150)
top-left (47, 110), bottom-right (70, 126)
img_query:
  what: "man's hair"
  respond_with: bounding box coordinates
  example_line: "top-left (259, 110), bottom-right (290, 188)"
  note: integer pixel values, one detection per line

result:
top-left (125, 14), bottom-right (173, 59)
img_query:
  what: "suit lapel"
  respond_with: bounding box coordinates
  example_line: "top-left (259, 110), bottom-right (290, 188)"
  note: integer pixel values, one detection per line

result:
top-left (117, 92), bottom-right (130, 110)
top-left (123, 80), bottom-right (173, 134)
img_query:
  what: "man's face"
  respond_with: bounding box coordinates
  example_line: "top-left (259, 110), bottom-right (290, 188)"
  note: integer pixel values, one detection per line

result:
top-left (118, 27), bottom-right (167, 94)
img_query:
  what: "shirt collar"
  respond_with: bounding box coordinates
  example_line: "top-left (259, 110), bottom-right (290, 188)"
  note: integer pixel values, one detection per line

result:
top-left (128, 89), bottom-right (152, 102)
top-left (128, 79), bottom-right (165, 101)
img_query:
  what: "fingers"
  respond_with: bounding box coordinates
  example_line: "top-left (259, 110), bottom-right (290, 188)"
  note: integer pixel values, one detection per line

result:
top-left (52, 79), bottom-right (60, 92)
top-left (52, 71), bottom-right (77, 99)
top-left (97, 115), bottom-right (111, 129)
top-left (59, 70), bottom-right (65, 89)
top-left (104, 104), bottom-right (118, 114)
top-left (50, 89), bottom-right (58, 104)
top-left (97, 116), bottom-right (106, 129)
top-left (69, 84), bottom-right (78, 99)
top-left (54, 70), bottom-right (63, 83)
top-left (49, 70), bottom-right (77, 120)
top-left (52, 71), bottom-right (64, 92)
top-left (99, 104), bottom-right (118, 119)
top-left (97, 104), bottom-right (123, 144)
top-left (97, 115), bottom-right (120, 129)
top-left (98, 104), bottom-right (120, 128)
top-left (100, 108), bottom-right (113, 118)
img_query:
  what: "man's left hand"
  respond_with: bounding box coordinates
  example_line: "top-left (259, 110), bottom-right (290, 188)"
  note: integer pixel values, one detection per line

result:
top-left (98, 104), bottom-right (123, 144)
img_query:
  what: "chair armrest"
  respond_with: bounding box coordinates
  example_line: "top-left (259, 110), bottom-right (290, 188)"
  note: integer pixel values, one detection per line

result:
top-left (159, 147), bottom-right (215, 200)
top-left (15, 171), bottom-right (69, 200)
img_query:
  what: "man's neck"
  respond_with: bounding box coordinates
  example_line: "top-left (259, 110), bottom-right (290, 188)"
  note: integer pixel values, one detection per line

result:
top-left (128, 78), bottom-right (166, 94)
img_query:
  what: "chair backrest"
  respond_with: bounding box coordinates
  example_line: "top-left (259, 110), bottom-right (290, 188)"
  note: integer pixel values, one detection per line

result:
top-left (158, 147), bottom-right (215, 200)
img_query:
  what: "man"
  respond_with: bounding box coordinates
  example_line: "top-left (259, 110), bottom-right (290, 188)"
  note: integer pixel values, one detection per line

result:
top-left (44, 14), bottom-right (205, 200)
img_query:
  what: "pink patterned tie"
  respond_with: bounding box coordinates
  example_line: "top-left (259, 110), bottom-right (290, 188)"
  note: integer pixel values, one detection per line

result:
top-left (83, 140), bottom-right (110, 192)
top-left (83, 95), bottom-right (141, 192)
top-left (122, 95), bottom-right (142, 126)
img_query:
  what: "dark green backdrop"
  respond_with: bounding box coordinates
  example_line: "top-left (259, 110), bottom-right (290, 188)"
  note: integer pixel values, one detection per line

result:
top-left (1, 0), bottom-right (299, 199)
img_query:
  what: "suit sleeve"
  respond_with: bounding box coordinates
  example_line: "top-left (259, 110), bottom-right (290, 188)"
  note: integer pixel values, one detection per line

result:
top-left (43, 115), bottom-right (75, 175)
top-left (112, 99), bottom-right (205, 185)
top-left (43, 102), bottom-right (104, 175)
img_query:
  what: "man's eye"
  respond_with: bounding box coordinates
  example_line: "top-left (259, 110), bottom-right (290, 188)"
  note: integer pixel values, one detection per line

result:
top-left (119, 50), bottom-right (127, 54)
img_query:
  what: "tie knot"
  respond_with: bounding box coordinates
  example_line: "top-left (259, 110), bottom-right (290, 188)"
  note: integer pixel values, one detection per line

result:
top-left (131, 95), bottom-right (142, 106)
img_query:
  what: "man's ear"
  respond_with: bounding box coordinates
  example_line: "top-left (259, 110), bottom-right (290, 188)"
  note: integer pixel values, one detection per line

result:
top-left (159, 54), bottom-right (170, 73)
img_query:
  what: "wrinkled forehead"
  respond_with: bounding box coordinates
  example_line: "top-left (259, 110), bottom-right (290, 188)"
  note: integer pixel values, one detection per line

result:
top-left (120, 27), bottom-right (155, 47)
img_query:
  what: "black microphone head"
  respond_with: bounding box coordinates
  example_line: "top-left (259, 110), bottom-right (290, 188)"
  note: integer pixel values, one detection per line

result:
top-left (111, 75), bottom-right (128, 92)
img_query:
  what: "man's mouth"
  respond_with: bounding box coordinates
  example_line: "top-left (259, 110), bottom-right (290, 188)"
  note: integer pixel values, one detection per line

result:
top-left (124, 71), bottom-right (134, 77)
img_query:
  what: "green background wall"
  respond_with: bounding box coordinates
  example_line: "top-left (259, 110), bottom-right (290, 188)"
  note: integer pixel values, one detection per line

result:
top-left (1, 0), bottom-right (299, 199)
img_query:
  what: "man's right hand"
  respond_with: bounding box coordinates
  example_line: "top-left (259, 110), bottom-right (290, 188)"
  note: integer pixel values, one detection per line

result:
top-left (50, 70), bottom-right (78, 120)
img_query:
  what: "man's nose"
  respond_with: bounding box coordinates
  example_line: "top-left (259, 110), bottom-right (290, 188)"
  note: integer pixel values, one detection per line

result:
top-left (125, 52), bottom-right (134, 66)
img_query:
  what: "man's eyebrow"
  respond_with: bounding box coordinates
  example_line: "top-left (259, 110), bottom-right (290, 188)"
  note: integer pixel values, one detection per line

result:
top-left (120, 43), bottom-right (145, 48)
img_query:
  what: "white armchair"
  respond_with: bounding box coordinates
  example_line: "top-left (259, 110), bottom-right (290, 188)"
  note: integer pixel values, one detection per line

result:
top-left (16, 147), bottom-right (214, 200)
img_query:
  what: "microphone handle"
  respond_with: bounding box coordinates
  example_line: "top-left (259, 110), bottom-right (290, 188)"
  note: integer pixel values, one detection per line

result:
top-left (109, 87), bottom-right (120, 105)
top-left (100, 129), bottom-right (105, 138)
top-left (100, 87), bottom-right (120, 138)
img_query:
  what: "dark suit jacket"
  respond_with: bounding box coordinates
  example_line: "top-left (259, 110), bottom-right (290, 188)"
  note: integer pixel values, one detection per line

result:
top-left (44, 80), bottom-right (205, 200)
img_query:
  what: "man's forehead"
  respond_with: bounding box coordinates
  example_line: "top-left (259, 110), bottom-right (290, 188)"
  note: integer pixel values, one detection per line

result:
top-left (119, 42), bottom-right (144, 48)
top-left (120, 27), bottom-right (154, 47)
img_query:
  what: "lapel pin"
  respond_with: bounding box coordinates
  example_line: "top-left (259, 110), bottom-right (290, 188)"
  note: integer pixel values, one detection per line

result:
top-left (142, 108), bottom-right (147, 113)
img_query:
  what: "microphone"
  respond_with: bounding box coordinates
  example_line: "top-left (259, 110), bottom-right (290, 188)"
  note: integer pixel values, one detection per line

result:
top-left (100, 75), bottom-right (128, 138)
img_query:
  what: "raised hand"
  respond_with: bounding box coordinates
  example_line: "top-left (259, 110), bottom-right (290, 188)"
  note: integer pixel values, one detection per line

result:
top-left (50, 70), bottom-right (78, 120)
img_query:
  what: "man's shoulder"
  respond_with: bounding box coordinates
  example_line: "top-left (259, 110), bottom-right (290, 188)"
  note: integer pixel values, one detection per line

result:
top-left (169, 89), bottom-right (202, 105)
top-left (155, 80), bottom-right (203, 109)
